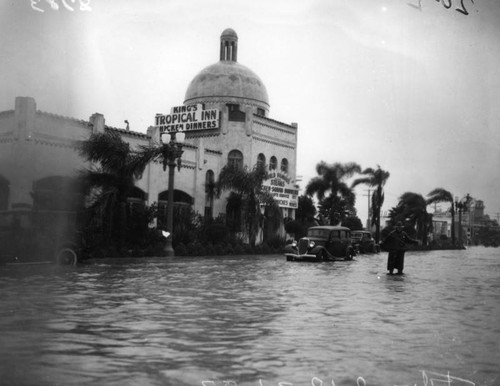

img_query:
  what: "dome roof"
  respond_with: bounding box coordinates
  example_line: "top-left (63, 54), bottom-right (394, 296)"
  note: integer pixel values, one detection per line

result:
top-left (221, 28), bottom-right (237, 39)
top-left (184, 61), bottom-right (269, 108)
top-left (184, 28), bottom-right (270, 110)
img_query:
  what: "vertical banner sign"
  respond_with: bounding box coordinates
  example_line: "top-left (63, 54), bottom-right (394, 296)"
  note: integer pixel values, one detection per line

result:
top-left (262, 172), bottom-right (299, 209)
top-left (155, 104), bottom-right (220, 133)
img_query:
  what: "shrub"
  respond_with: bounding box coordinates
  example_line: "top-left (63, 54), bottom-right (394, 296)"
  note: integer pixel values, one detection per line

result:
top-left (233, 244), bottom-right (245, 255)
top-left (284, 220), bottom-right (305, 239)
top-left (243, 244), bottom-right (254, 254)
top-left (260, 243), bottom-right (272, 254)
top-left (204, 223), bottom-right (230, 245)
top-left (205, 243), bottom-right (216, 256)
top-left (214, 243), bottom-right (226, 256)
top-left (174, 242), bottom-right (188, 256)
top-left (266, 235), bottom-right (286, 251)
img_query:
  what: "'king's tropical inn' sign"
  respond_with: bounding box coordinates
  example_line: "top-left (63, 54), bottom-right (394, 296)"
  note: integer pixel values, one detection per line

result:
top-left (155, 104), bottom-right (220, 133)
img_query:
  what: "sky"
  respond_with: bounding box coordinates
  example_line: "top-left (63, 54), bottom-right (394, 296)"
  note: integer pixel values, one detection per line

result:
top-left (1, 0), bottom-right (499, 225)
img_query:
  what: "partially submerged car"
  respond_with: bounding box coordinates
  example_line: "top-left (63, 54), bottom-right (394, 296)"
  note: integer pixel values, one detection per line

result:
top-left (351, 230), bottom-right (379, 254)
top-left (285, 225), bottom-right (355, 262)
top-left (0, 210), bottom-right (84, 266)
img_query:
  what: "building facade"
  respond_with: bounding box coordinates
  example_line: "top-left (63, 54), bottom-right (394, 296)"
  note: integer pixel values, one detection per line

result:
top-left (0, 29), bottom-right (298, 241)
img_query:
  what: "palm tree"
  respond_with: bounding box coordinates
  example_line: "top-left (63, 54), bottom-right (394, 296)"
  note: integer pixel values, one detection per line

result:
top-left (80, 131), bottom-right (147, 250)
top-left (351, 165), bottom-right (390, 243)
top-left (215, 162), bottom-right (280, 246)
top-left (306, 161), bottom-right (361, 225)
top-left (427, 188), bottom-right (455, 245)
top-left (394, 192), bottom-right (432, 244)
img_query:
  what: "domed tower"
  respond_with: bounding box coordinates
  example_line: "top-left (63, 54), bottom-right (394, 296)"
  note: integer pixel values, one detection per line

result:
top-left (184, 28), bottom-right (270, 115)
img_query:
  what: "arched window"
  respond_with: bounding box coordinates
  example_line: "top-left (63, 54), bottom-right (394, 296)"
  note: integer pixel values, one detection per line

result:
top-left (127, 186), bottom-right (147, 215)
top-left (269, 156), bottom-right (277, 171)
top-left (280, 158), bottom-right (289, 174)
top-left (228, 150), bottom-right (244, 169)
top-left (157, 189), bottom-right (193, 229)
top-left (257, 153), bottom-right (266, 168)
top-left (205, 170), bottom-right (215, 221)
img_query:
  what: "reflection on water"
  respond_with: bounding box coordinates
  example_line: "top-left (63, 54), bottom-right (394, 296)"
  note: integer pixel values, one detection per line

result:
top-left (1, 248), bottom-right (499, 385)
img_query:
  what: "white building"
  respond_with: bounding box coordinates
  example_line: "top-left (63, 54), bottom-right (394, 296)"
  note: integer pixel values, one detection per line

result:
top-left (0, 28), bottom-right (299, 242)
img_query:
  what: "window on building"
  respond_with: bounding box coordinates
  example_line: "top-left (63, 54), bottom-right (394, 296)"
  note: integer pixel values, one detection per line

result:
top-left (280, 158), bottom-right (289, 174)
top-left (269, 156), bottom-right (277, 170)
top-left (157, 190), bottom-right (193, 229)
top-left (228, 150), bottom-right (244, 169)
top-left (256, 108), bottom-right (265, 116)
top-left (257, 153), bottom-right (266, 168)
top-left (227, 104), bottom-right (246, 122)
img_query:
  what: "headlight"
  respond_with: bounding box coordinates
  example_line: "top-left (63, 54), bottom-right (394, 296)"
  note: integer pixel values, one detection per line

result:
top-left (292, 241), bottom-right (297, 248)
top-left (309, 241), bottom-right (315, 248)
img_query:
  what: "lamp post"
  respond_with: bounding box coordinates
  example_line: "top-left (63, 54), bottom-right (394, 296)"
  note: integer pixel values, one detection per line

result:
top-left (160, 130), bottom-right (185, 256)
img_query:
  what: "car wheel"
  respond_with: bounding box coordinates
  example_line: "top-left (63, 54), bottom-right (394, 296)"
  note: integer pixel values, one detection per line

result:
top-left (56, 247), bottom-right (78, 266)
top-left (318, 249), bottom-right (327, 261)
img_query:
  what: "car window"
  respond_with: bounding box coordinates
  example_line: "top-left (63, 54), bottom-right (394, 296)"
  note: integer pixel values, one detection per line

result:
top-left (308, 229), bottom-right (329, 238)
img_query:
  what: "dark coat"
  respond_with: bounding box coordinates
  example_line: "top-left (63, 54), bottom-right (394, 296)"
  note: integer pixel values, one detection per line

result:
top-left (381, 229), bottom-right (419, 272)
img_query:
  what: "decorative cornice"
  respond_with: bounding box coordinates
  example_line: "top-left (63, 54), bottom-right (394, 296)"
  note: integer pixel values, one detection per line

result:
top-left (253, 114), bottom-right (296, 127)
top-left (0, 110), bottom-right (14, 118)
top-left (36, 110), bottom-right (89, 125)
top-left (32, 132), bottom-right (81, 149)
top-left (205, 148), bottom-right (223, 155)
top-left (253, 135), bottom-right (296, 149)
top-left (106, 126), bottom-right (149, 139)
top-left (253, 118), bottom-right (297, 135)
top-left (0, 137), bottom-right (16, 144)
top-left (185, 132), bottom-right (221, 140)
top-left (180, 160), bottom-right (197, 170)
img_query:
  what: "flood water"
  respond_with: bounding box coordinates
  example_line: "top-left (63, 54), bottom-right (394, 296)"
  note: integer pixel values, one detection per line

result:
top-left (1, 247), bottom-right (499, 386)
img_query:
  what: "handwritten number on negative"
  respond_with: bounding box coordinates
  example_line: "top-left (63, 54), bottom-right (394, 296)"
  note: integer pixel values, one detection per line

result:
top-left (456, 0), bottom-right (474, 15)
top-left (434, 0), bottom-right (473, 15)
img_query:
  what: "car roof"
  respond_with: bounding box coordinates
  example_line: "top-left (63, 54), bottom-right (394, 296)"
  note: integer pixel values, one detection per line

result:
top-left (352, 230), bottom-right (371, 234)
top-left (308, 226), bottom-right (351, 231)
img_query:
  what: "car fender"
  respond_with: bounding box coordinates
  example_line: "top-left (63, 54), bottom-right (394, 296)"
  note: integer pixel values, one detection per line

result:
top-left (311, 245), bottom-right (328, 255)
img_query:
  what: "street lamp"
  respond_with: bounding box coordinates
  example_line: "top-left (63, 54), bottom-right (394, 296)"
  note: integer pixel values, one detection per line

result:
top-left (160, 130), bottom-right (185, 256)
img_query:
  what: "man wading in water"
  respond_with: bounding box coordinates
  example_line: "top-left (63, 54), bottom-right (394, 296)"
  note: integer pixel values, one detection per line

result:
top-left (381, 221), bottom-right (419, 275)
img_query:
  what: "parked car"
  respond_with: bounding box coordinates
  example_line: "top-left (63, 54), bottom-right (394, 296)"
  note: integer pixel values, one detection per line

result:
top-left (351, 230), bottom-right (379, 254)
top-left (285, 225), bottom-right (355, 262)
top-left (0, 210), bottom-right (84, 266)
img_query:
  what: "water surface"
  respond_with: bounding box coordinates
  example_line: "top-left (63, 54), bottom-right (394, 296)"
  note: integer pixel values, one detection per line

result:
top-left (1, 247), bottom-right (499, 385)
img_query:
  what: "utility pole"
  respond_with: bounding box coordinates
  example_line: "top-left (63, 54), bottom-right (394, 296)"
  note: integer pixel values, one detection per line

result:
top-left (363, 189), bottom-right (373, 230)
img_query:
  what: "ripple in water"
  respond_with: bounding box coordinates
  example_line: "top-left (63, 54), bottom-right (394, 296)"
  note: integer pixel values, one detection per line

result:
top-left (1, 248), bottom-right (499, 385)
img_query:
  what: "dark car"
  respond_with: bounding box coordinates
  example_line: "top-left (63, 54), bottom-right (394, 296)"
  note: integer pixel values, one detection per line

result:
top-left (285, 225), bottom-right (355, 262)
top-left (0, 210), bottom-right (83, 266)
top-left (351, 230), bottom-right (379, 254)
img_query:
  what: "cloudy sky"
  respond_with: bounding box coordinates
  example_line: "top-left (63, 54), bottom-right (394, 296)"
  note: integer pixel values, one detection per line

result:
top-left (1, 0), bottom-right (499, 224)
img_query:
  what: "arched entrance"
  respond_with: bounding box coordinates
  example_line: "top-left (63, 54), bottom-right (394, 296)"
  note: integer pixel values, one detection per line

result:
top-left (157, 189), bottom-right (193, 229)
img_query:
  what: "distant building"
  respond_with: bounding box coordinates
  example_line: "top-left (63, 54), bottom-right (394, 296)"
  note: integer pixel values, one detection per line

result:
top-left (0, 29), bottom-right (298, 242)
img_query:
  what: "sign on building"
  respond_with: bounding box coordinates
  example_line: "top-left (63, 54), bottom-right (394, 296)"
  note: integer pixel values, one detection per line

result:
top-left (155, 104), bottom-right (220, 133)
top-left (262, 172), bottom-right (299, 209)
